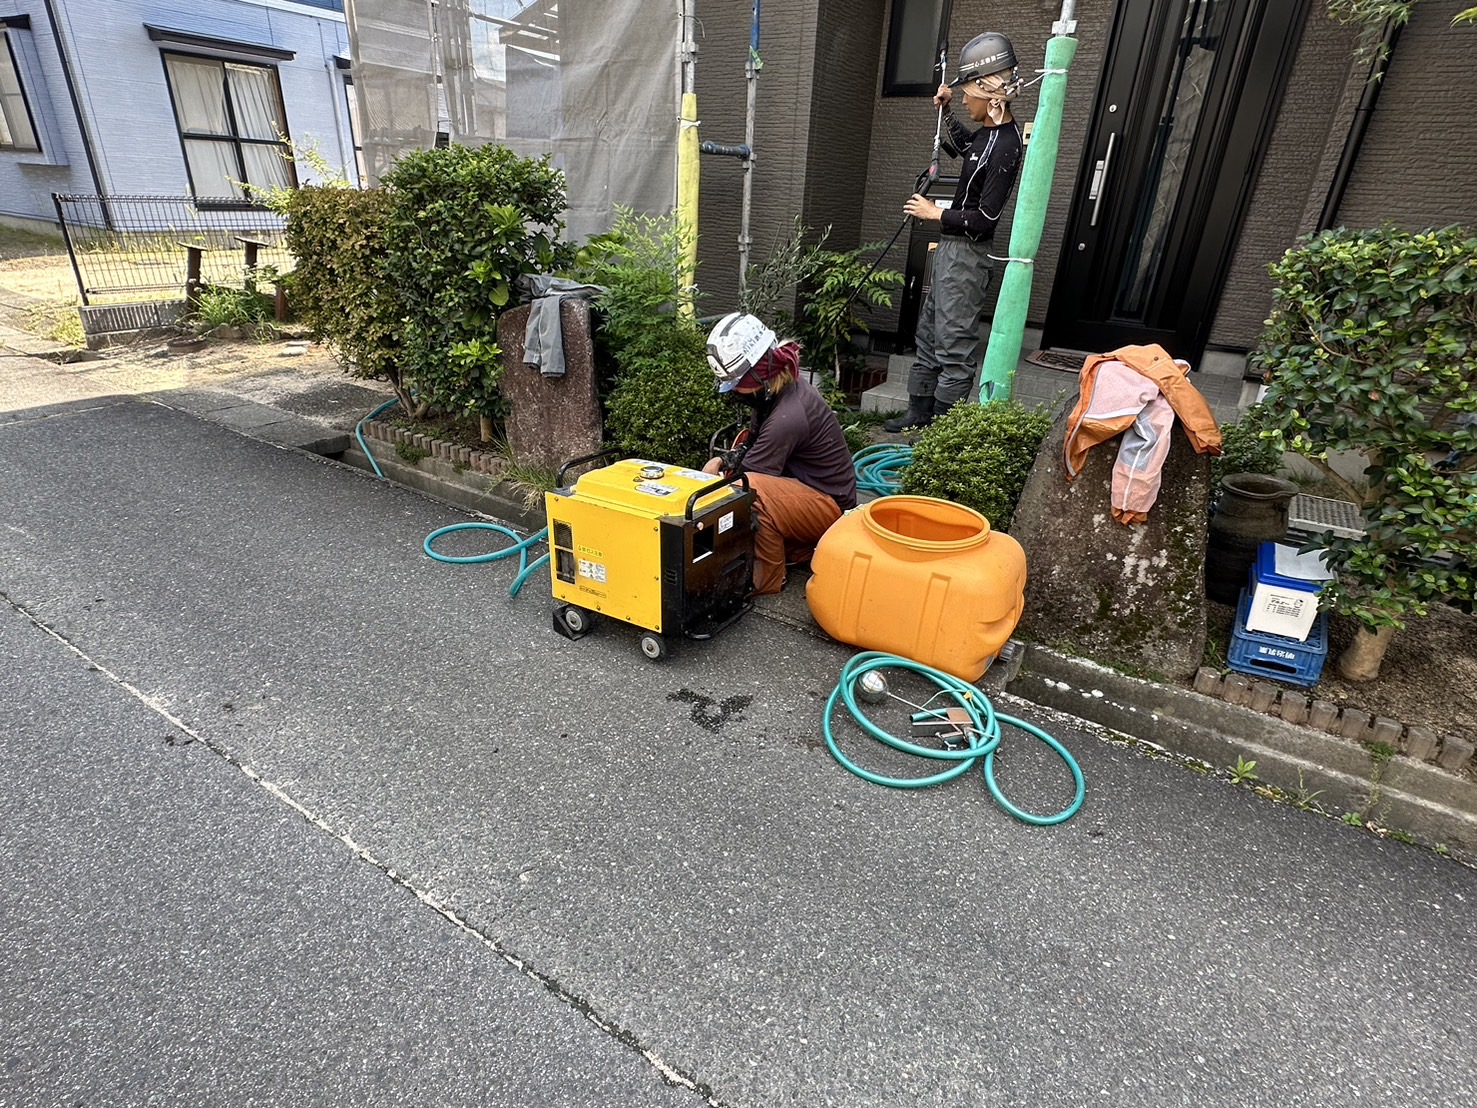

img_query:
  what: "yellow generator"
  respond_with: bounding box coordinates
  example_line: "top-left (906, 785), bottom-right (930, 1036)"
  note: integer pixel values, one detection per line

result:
top-left (544, 451), bottom-right (756, 660)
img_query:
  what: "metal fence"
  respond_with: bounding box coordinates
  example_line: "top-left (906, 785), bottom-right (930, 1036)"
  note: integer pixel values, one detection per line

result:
top-left (52, 194), bottom-right (291, 306)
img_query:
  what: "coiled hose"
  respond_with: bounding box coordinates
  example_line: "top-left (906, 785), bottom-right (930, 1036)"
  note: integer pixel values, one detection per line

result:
top-left (852, 442), bottom-right (913, 497)
top-left (824, 652), bottom-right (1085, 825)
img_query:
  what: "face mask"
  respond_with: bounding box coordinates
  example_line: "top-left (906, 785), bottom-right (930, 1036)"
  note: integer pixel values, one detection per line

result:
top-left (731, 390), bottom-right (771, 411)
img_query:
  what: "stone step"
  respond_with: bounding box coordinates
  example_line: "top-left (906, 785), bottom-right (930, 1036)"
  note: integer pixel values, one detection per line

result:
top-left (861, 326), bottom-right (1045, 414)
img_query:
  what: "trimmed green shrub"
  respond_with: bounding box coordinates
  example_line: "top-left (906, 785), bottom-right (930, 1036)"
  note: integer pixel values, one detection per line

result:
top-left (901, 400), bottom-right (1052, 531)
top-left (278, 186), bottom-right (407, 402)
top-left (604, 326), bottom-right (732, 468)
top-left (380, 144), bottom-right (570, 420)
top-left (575, 209), bottom-right (732, 467)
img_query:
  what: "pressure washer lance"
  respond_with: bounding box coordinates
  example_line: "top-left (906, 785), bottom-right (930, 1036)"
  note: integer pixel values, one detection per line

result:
top-left (837, 45), bottom-right (949, 320)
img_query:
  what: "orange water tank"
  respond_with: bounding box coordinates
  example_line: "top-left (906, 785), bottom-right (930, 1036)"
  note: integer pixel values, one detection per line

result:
top-left (805, 495), bottom-right (1026, 681)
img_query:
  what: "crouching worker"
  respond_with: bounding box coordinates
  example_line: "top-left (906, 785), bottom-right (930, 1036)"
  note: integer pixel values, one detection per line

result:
top-left (702, 312), bottom-right (858, 595)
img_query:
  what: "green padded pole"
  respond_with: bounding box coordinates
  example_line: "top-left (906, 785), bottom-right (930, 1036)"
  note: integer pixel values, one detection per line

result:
top-left (978, 31), bottom-right (1078, 403)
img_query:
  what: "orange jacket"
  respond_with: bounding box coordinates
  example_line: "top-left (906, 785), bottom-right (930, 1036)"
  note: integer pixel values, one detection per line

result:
top-left (1063, 344), bottom-right (1223, 524)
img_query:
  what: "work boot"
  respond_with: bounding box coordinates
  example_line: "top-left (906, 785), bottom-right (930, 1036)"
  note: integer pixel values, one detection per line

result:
top-left (883, 395), bottom-right (935, 433)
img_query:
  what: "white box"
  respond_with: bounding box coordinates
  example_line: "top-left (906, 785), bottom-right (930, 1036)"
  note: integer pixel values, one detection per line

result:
top-left (1244, 585), bottom-right (1322, 640)
top-left (1244, 543), bottom-right (1333, 641)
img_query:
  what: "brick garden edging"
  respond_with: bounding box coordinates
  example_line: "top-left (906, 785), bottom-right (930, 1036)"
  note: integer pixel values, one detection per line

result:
top-left (1191, 667), bottom-right (1474, 776)
top-left (359, 417), bottom-right (510, 479)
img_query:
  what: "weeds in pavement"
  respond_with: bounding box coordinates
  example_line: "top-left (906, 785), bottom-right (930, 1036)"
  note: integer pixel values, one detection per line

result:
top-left (1229, 756), bottom-right (1260, 785)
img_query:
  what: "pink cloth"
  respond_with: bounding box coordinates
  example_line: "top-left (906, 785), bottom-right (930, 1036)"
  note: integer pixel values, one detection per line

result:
top-left (1065, 359), bottom-right (1180, 524)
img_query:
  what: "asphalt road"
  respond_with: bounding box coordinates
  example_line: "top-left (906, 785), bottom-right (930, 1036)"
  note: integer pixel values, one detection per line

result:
top-left (3, 394), bottom-right (1475, 1107)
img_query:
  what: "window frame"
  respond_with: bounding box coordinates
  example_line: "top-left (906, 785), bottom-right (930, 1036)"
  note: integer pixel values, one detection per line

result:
top-left (882, 0), bottom-right (949, 98)
top-left (342, 71), bottom-right (367, 186)
top-left (0, 27), bottom-right (41, 151)
top-left (159, 49), bottom-right (299, 208)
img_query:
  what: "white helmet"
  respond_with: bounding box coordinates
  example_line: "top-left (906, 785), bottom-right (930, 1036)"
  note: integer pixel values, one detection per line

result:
top-left (706, 312), bottom-right (776, 393)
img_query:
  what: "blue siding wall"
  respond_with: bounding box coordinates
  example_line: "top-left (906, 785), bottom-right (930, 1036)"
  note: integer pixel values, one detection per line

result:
top-left (0, 0), bottom-right (352, 223)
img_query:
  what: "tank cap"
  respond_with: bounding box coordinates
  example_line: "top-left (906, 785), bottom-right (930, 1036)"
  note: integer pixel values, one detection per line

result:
top-left (638, 464), bottom-right (665, 480)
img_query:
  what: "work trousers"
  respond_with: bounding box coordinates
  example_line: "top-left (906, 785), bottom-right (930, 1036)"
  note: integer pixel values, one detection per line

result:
top-left (745, 472), bottom-right (843, 595)
top-left (907, 235), bottom-right (996, 406)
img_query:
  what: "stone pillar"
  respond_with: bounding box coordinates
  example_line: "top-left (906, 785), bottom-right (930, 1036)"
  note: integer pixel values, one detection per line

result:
top-left (497, 300), bottom-right (604, 476)
top-left (1008, 413), bottom-right (1215, 681)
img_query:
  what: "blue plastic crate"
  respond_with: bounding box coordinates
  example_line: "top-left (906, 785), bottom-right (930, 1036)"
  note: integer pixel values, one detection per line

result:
top-left (1227, 587), bottom-right (1329, 686)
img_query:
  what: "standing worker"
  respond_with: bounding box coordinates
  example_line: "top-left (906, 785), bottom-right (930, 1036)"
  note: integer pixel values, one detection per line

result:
top-left (703, 313), bottom-right (858, 596)
top-left (884, 32), bottom-right (1026, 433)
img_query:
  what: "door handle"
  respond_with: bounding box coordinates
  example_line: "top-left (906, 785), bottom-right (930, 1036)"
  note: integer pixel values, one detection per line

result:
top-left (1089, 131), bottom-right (1118, 228)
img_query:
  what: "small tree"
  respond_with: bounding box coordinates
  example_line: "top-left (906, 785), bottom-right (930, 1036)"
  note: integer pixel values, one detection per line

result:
top-left (576, 209), bottom-right (731, 467)
top-left (278, 186), bottom-right (410, 408)
top-left (1250, 224), bottom-right (1476, 680)
top-left (380, 145), bottom-right (569, 431)
top-left (739, 219), bottom-right (903, 376)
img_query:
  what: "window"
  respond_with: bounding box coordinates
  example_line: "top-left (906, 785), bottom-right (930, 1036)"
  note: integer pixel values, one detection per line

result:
top-left (0, 29), bottom-right (39, 150)
top-left (162, 52), bottom-right (297, 202)
top-left (882, 0), bottom-right (948, 97)
top-left (343, 73), bottom-right (367, 185)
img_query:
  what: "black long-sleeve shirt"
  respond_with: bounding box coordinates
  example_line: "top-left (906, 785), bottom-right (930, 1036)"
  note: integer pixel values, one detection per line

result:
top-left (938, 113), bottom-right (1024, 242)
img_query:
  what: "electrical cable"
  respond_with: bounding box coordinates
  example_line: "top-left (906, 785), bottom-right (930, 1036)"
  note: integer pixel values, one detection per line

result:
top-left (852, 442), bottom-right (913, 497)
top-left (823, 651), bottom-right (1085, 824)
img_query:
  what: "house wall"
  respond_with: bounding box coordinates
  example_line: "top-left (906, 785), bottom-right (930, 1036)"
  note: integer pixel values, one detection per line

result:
top-left (1, 10), bottom-right (96, 221)
top-left (694, 0), bottom-right (820, 311)
top-left (697, 0), bottom-right (1476, 356)
top-left (1334, 0), bottom-right (1477, 233)
top-left (0, 0), bottom-right (353, 225)
top-left (1205, 7), bottom-right (1361, 349)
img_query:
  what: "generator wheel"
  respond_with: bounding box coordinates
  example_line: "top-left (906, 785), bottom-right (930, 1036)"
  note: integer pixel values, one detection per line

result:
top-left (561, 605), bottom-right (596, 637)
top-left (552, 604), bottom-right (596, 641)
top-left (638, 632), bottom-right (669, 661)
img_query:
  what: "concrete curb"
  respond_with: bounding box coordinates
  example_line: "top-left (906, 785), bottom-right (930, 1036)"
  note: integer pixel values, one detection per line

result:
top-left (340, 440), bottom-right (543, 531)
top-left (1007, 645), bottom-right (1477, 854)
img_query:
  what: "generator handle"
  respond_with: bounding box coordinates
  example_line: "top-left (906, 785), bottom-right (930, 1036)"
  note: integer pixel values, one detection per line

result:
top-left (684, 471), bottom-right (750, 521)
top-left (556, 447), bottom-right (621, 487)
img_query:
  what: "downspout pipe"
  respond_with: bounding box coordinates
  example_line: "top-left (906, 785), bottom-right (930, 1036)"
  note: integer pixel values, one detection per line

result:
top-left (1316, 17), bottom-right (1403, 232)
top-left (41, 0), bottom-right (107, 206)
top-left (977, 1), bottom-right (1078, 402)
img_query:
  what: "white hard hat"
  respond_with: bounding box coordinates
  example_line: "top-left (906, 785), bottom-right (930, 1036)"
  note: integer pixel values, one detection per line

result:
top-left (706, 312), bottom-right (777, 393)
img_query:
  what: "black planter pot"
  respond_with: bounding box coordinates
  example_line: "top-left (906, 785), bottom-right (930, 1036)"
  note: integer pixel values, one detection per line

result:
top-left (1205, 473), bottom-right (1300, 606)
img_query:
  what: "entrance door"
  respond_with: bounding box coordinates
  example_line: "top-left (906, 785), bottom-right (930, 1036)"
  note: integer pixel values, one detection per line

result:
top-left (1041, 0), bottom-right (1309, 363)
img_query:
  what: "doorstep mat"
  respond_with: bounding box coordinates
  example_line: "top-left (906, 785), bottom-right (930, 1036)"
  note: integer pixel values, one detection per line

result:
top-left (1023, 348), bottom-right (1091, 373)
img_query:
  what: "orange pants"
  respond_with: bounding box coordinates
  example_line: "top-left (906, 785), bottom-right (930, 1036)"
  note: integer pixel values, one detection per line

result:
top-left (745, 472), bottom-right (843, 595)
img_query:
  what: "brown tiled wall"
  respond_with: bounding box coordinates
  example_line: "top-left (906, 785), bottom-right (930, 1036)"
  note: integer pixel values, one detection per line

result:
top-left (1335, 1), bottom-right (1477, 233)
top-left (695, 0), bottom-right (820, 311)
top-left (691, 1), bottom-right (1476, 349)
top-left (1207, 9), bottom-right (1361, 350)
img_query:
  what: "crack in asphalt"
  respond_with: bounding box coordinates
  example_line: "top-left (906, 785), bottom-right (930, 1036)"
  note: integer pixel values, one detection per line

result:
top-left (3, 589), bottom-right (727, 1107)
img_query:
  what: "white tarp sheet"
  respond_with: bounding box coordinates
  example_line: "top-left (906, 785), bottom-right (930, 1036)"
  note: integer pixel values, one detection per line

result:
top-left (344, 0), bottom-right (680, 241)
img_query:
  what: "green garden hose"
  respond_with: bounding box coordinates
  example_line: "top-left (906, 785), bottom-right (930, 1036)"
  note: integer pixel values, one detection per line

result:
top-left (852, 443), bottom-right (913, 497)
top-left (423, 522), bottom-right (550, 597)
top-left (824, 651), bottom-right (1085, 824)
top-left (356, 397), bottom-right (401, 479)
